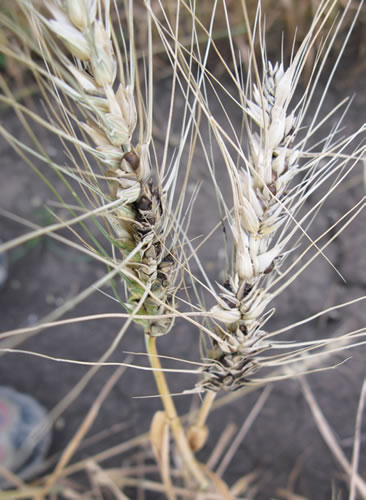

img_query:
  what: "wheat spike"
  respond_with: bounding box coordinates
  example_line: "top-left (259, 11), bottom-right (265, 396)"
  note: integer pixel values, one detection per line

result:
top-left (26, 0), bottom-right (182, 336)
top-left (195, 0), bottom-right (366, 392)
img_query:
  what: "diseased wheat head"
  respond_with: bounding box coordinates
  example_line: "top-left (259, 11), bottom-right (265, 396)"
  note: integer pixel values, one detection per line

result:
top-left (194, 0), bottom-right (366, 392)
top-left (144, 0), bottom-right (366, 393)
top-left (14, 0), bottom-right (199, 338)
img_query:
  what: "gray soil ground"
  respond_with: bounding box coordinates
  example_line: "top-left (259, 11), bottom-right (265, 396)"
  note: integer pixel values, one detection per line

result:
top-left (0, 58), bottom-right (365, 498)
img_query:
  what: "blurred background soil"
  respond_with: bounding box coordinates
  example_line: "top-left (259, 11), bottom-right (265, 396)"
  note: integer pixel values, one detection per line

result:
top-left (0, 2), bottom-right (366, 498)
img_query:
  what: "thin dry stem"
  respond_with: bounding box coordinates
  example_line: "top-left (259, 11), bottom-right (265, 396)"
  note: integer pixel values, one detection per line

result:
top-left (300, 377), bottom-right (366, 499)
top-left (349, 379), bottom-right (366, 500)
top-left (37, 366), bottom-right (126, 498)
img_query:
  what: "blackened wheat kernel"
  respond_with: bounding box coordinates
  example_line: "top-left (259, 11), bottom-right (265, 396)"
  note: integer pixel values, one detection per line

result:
top-left (137, 196), bottom-right (152, 211)
top-left (122, 151), bottom-right (140, 170)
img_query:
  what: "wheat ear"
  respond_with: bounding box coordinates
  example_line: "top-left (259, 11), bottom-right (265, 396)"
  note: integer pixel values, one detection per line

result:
top-left (28, 0), bottom-right (180, 338)
top-left (194, 0), bottom-right (366, 392)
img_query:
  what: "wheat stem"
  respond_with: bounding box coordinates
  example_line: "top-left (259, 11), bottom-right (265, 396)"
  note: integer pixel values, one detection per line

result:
top-left (196, 392), bottom-right (216, 429)
top-left (145, 334), bottom-right (208, 489)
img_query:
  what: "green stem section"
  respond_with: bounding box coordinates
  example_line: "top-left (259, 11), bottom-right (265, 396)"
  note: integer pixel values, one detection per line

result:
top-left (145, 334), bottom-right (208, 489)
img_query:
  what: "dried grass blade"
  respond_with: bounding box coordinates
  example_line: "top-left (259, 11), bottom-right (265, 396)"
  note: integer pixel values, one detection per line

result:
top-left (216, 386), bottom-right (272, 477)
top-left (300, 377), bottom-right (366, 499)
top-left (349, 379), bottom-right (366, 500)
top-left (38, 365), bottom-right (128, 498)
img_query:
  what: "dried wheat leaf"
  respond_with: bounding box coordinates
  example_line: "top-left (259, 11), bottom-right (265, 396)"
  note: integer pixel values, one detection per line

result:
top-left (150, 410), bottom-right (168, 462)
